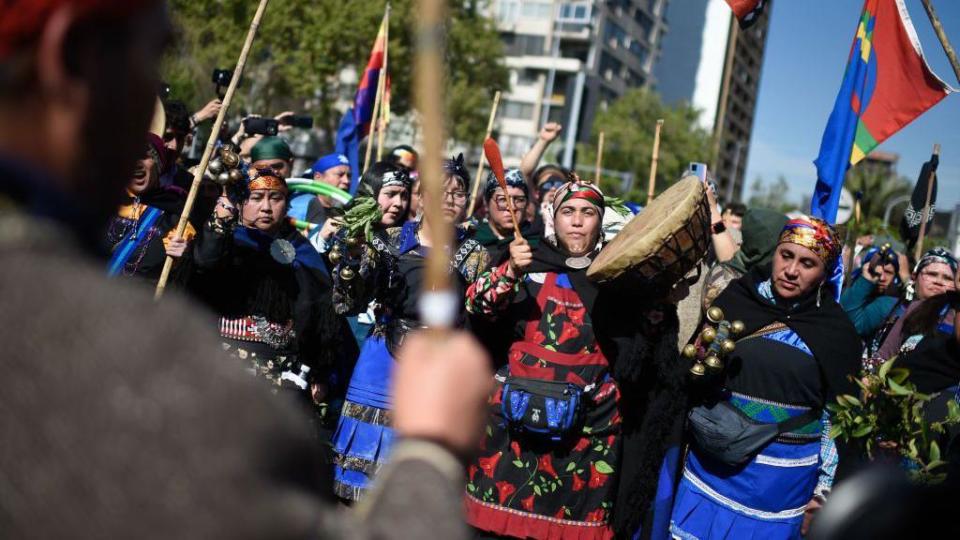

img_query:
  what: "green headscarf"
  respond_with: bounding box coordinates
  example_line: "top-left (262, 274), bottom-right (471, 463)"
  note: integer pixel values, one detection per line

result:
top-left (250, 136), bottom-right (293, 162)
top-left (725, 208), bottom-right (789, 274)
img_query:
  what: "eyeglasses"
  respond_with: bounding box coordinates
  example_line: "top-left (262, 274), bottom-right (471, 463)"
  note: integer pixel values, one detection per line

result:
top-left (493, 195), bottom-right (528, 211)
top-left (442, 190), bottom-right (468, 203)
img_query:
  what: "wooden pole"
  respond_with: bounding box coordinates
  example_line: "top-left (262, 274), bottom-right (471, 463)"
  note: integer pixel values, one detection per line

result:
top-left (920, 0), bottom-right (960, 84)
top-left (376, 4), bottom-right (391, 161)
top-left (914, 143), bottom-right (941, 261)
top-left (466, 90), bottom-right (501, 218)
top-left (646, 119), bottom-right (664, 205)
top-left (594, 131), bottom-right (604, 184)
top-left (710, 17), bottom-right (739, 172)
top-left (154, 0), bottom-right (270, 301)
top-left (363, 11), bottom-right (389, 174)
top-left (416, 0), bottom-right (454, 330)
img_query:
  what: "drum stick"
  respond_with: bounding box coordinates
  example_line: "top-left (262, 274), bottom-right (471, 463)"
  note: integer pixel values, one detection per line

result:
top-left (376, 5), bottom-right (391, 162)
top-left (155, 0), bottom-right (271, 301)
top-left (466, 91), bottom-right (501, 218)
top-left (914, 143), bottom-right (940, 261)
top-left (594, 131), bottom-right (604, 184)
top-left (483, 137), bottom-right (524, 240)
top-left (416, 0), bottom-right (456, 332)
top-left (646, 119), bottom-right (663, 205)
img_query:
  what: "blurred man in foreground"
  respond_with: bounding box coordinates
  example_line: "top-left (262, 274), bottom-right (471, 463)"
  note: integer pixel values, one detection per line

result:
top-left (0, 2), bottom-right (491, 538)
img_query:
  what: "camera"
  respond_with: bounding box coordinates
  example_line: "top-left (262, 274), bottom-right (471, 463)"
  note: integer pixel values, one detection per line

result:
top-left (243, 117), bottom-right (279, 137)
top-left (278, 114), bottom-right (314, 129)
top-left (211, 68), bottom-right (233, 87)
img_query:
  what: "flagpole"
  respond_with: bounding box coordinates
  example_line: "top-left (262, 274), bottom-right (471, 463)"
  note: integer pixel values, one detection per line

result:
top-left (914, 143), bottom-right (940, 260)
top-left (920, 0), bottom-right (960, 84)
top-left (646, 119), bottom-right (664, 205)
top-left (594, 131), bottom-right (604, 184)
top-left (416, 0), bottom-right (454, 333)
top-left (376, 4), bottom-right (391, 161)
top-left (363, 11), bottom-right (389, 174)
top-left (155, 0), bottom-right (270, 301)
top-left (466, 90), bottom-right (501, 218)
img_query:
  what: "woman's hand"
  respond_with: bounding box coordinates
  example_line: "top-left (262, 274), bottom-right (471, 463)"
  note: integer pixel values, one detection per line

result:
top-left (507, 237), bottom-right (533, 278)
top-left (165, 237), bottom-right (188, 259)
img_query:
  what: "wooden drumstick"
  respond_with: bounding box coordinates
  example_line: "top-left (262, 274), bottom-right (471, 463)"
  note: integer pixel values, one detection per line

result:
top-left (647, 119), bottom-right (663, 205)
top-left (483, 137), bottom-right (523, 240)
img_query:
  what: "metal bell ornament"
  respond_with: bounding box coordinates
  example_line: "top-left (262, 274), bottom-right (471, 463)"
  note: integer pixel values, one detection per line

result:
top-left (208, 159), bottom-right (224, 175)
top-left (216, 171), bottom-right (231, 185)
top-left (228, 169), bottom-right (245, 184)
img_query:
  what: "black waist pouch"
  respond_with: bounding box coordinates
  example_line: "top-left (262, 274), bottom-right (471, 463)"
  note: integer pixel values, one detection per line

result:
top-left (688, 400), bottom-right (819, 466)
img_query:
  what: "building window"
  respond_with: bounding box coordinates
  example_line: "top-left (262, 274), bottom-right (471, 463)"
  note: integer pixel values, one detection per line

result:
top-left (634, 10), bottom-right (654, 40)
top-left (520, 0), bottom-right (554, 19)
top-left (502, 100), bottom-right (536, 120)
top-left (502, 33), bottom-right (546, 56)
top-left (517, 68), bottom-right (540, 86)
top-left (599, 52), bottom-right (622, 82)
top-left (558, 2), bottom-right (592, 23)
top-left (628, 41), bottom-right (648, 65)
top-left (604, 21), bottom-right (628, 49)
top-left (494, 0), bottom-right (520, 23)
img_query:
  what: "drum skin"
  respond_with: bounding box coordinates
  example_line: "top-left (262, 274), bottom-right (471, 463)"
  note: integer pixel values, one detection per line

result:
top-left (587, 175), bottom-right (710, 286)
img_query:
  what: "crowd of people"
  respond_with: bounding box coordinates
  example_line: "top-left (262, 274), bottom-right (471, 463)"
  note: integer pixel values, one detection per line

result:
top-left (2, 2), bottom-right (960, 540)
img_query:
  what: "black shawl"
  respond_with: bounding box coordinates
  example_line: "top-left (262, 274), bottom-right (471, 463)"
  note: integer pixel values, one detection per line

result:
top-left (711, 267), bottom-right (862, 400)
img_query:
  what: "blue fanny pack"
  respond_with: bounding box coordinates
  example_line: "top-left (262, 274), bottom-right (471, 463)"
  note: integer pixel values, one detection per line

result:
top-left (500, 376), bottom-right (583, 440)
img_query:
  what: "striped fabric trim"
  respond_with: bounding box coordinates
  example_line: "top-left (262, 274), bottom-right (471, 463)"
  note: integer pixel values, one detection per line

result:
top-left (682, 468), bottom-right (807, 520)
top-left (755, 454), bottom-right (820, 468)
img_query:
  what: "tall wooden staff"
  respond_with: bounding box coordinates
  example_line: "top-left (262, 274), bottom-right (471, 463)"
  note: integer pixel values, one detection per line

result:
top-left (416, 0), bottom-right (455, 332)
top-left (465, 91), bottom-right (501, 217)
top-left (594, 131), bottom-right (605, 183)
top-left (363, 8), bottom-right (390, 173)
top-left (155, 0), bottom-right (271, 300)
top-left (646, 119), bottom-right (664, 205)
top-left (920, 0), bottom-right (960, 83)
top-left (376, 4), bottom-right (391, 161)
top-left (914, 143), bottom-right (940, 261)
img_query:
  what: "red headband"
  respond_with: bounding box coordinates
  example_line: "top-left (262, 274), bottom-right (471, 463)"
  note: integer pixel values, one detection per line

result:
top-left (0, 1), bottom-right (157, 58)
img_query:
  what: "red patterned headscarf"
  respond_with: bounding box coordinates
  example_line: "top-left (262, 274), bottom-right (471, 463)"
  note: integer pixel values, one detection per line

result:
top-left (0, 1), bottom-right (158, 58)
top-left (778, 216), bottom-right (841, 269)
top-left (552, 181), bottom-right (604, 217)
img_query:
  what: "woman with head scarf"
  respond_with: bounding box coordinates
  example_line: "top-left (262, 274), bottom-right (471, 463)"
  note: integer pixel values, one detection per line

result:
top-left (472, 167), bottom-right (543, 267)
top-left (190, 167), bottom-right (357, 438)
top-left (329, 154), bottom-right (490, 501)
top-left (670, 216), bottom-right (862, 539)
top-left (865, 247), bottom-right (958, 370)
top-left (463, 179), bottom-right (683, 539)
top-left (840, 244), bottom-right (903, 340)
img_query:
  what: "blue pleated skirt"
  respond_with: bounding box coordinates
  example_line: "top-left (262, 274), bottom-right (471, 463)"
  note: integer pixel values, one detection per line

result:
top-left (669, 439), bottom-right (820, 540)
top-left (331, 334), bottom-right (396, 500)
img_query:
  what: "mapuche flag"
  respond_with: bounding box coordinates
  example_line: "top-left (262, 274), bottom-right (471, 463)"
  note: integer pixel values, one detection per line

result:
top-left (724, 0), bottom-right (767, 29)
top-left (335, 14), bottom-right (389, 192)
top-left (811, 0), bottom-right (955, 223)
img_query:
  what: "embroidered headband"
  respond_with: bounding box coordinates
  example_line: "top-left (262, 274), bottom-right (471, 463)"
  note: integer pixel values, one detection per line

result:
top-left (484, 167), bottom-right (528, 200)
top-left (915, 247), bottom-right (958, 277)
top-left (552, 181), bottom-right (604, 216)
top-left (777, 216), bottom-right (841, 268)
top-left (248, 169), bottom-right (288, 192)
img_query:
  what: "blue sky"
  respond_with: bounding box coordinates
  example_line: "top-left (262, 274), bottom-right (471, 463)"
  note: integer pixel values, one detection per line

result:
top-left (744, 0), bottom-right (960, 210)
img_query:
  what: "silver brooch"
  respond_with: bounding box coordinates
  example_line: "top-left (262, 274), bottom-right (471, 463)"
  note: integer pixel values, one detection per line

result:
top-left (270, 238), bottom-right (297, 265)
top-left (565, 256), bottom-right (592, 269)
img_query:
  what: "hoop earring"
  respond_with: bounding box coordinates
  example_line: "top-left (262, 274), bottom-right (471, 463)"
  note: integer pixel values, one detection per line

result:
top-left (816, 282), bottom-right (823, 308)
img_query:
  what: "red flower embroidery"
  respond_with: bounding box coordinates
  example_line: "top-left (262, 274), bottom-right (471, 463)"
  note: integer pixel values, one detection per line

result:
top-left (511, 440), bottom-right (522, 459)
top-left (606, 435), bottom-right (616, 447)
top-left (554, 506), bottom-right (567, 519)
top-left (531, 329), bottom-right (547, 345)
top-left (538, 454), bottom-right (558, 478)
top-left (585, 508), bottom-right (606, 522)
top-left (571, 473), bottom-right (585, 492)
top-left (521, 494), bottom-right (535, 512)
top-left (496, 481), bottom-right (516, 505)
top-left (566, 306), bottom-right (586, 326)
top-left (479, 451), bottom-right (502, 478)
top-left (573, 437), bottom-right (591, 452)
top-left (557, 321), bottom-right (580, 344)
top-left (468, 464), bottom-right (478, 481)
top-left (588, 463), bottom-right (609, 489)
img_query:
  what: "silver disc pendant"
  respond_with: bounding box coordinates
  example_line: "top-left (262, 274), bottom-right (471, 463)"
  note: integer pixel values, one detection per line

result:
top-left (565, 256), bottom-right (592, 269)
top-left (270, 238), bottom-right (297, 265)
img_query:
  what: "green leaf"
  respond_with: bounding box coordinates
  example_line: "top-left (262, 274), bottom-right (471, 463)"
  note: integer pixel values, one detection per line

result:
top-left (825, 403), bottom-right (842, 414)
top-left (565, 462), bottom-right (576, 472)
top-left (533, 485), bottom-right (542, 496)
top-left (829, 425), bottom-right (844, 439)
top-left (467, 483), bottom-right (476, 493)
top-left (930, 440), bottom-right (941, 463)
top-left (908, 438), bottom-right (919, 459)
top-left (593, 444), bottom-right (605, 452)
top-left (513, 459), bottom-right (525, 468)
top-left (835, 395), bottom-right (851, 407)
top-left (888, 378), bottom-right (913, 396)
top-left (852, 424), bottom-right (873, 438)
top-left (486, 425), bottom-right (492, 436)
top-left (594, 460), bottom-right (614, 474)
top-left (947, 400), bottom-right (960, 421)
top-left (844, 395), bottom-right (862, 407)
top-left (888, 368), bottom-right (910, 385)
top-left (878, 358), bottom-right (895, 380)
